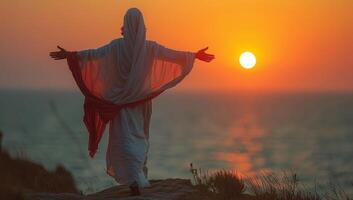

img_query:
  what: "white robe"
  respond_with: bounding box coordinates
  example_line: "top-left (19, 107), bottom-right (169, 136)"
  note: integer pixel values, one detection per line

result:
top-left (73, 8), bottom-right (195, 188)
top-left (77, 43), bottom-right (195, 187)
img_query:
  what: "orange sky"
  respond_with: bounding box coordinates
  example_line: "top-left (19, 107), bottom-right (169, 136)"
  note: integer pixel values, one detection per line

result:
top-left (0, 0), bottom-right (352, 92)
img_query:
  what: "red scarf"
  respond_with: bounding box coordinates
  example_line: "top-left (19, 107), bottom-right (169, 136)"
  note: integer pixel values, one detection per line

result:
top-left (66, 52), bottom-right (161, 158)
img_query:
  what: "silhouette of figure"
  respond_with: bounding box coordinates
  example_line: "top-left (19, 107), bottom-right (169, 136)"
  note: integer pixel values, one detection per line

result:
top-left (50, 7), bottom-right (214, 196)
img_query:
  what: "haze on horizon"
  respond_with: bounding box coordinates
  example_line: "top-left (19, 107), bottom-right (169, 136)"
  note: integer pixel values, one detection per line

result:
top-left (0, 0), bottom-right (352, 92)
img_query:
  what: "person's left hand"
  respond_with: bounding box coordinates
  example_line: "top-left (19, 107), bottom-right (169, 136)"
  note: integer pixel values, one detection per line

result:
top-left (195, 47), bottom-right (215, 62)
top-left (49, 46), bottom-right (69, 60)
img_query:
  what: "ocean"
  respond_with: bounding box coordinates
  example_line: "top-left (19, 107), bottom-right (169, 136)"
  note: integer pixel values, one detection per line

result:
top-left (0, 89), bottom-right (352, 194)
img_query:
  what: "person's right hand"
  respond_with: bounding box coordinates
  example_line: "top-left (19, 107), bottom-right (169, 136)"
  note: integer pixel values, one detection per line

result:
top-left (195, 47), bottom-right (215, 62)
top-left (49, 45), bottom-right (68, 60)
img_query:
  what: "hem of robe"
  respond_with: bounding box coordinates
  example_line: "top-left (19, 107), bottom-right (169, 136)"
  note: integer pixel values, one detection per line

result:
top-left (106, 167), bottom-right (151, 188)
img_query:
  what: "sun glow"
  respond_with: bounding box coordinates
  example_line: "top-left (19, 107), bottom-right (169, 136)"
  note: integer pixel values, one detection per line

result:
top-left (239, 52), bottom-right (256, 69)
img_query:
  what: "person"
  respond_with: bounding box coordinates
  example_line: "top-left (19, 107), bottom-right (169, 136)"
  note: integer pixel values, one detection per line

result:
top-left (49, 7), bottom-right (214, 196)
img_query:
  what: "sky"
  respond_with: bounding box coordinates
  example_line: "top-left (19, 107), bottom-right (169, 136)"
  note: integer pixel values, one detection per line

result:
top-left (0, 0), bottom-right (352, 92)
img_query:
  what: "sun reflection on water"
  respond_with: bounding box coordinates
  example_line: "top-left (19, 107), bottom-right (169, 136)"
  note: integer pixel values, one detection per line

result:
top-left (214, 113), bottom-right (270, 177)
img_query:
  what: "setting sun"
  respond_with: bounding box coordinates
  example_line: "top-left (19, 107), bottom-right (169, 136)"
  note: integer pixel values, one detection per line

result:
top-left (239, 52), bottom-right (256, 69)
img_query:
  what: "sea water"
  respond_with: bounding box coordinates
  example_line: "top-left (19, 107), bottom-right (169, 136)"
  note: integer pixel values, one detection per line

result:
top-left (0, 89), bottom-right (352, 193)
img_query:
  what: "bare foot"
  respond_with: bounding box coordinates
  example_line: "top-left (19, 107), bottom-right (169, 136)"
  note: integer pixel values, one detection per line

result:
top-left (129, 181), bottom-right (141, 196)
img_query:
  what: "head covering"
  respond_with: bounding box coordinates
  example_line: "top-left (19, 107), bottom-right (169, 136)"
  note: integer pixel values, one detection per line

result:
top-left (119, 8), bottom-right (149, 98)
top-left (123, 8), bottom-right (146, 54)
top-left (119, 8), bottom-right (146, 81)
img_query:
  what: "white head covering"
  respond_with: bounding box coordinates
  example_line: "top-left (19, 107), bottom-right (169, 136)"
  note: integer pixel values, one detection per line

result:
top-left (120, 8), bottom-right (149, 98)
top-left (123, 8), bottom-right (146, 54)
top-left (120, 8), bottom-right (146, 80)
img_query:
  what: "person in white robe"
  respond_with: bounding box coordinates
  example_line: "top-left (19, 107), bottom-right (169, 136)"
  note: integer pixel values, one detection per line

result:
top-left (50, 7), bottom-right (214, 195)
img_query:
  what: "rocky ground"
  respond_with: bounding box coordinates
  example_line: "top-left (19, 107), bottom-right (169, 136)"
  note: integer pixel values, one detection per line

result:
top-left (26, 178), bottom-right (197, 200)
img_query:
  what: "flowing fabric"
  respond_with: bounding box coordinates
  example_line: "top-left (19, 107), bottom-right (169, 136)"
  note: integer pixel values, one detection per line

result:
top-left (66, 8), bottom-right (195, 186)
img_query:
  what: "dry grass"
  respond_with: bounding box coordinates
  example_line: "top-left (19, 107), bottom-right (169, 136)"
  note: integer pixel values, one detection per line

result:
top-left (189, 163), bottom-right (246, 200)
top-left (246, 171), bottom-right (320, 200)
top-left (189, 163), bottom-right (352, 200)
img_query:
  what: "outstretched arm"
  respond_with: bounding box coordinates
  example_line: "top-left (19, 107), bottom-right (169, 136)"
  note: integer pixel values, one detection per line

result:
top-left (156, 44), bottom-right (215, 64)
top-left (49, 40), bottom-right (116, 61)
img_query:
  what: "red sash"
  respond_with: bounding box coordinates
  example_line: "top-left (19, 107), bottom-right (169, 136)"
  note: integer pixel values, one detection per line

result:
top-left (66, 52), bottom-right (161, 158)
